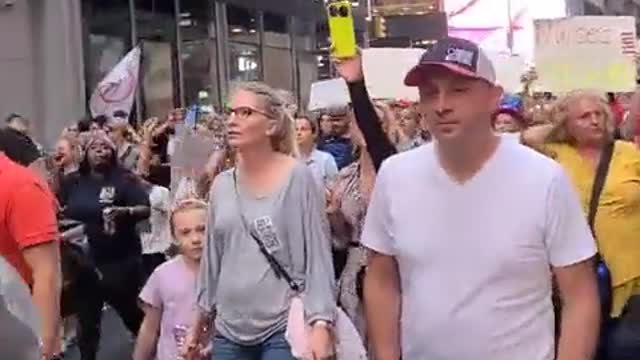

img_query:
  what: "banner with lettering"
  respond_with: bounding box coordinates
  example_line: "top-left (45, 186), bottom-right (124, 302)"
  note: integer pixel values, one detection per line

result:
top-left (534, 16), bottom-right (637, 93)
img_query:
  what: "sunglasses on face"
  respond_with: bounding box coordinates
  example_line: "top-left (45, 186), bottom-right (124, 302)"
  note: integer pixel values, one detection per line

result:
top-left (225, 106), bottom-right (272, 119)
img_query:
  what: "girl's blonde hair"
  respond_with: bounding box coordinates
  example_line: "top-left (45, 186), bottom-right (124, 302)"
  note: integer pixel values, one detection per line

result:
top-left (230, 82), bottom-right (298, 157)
top-left (58, 134), bottom-right (83, 164)
top-left (545, 90), bottom-right (615, 144)
top-left (169, 198), bottom-right (208, 239)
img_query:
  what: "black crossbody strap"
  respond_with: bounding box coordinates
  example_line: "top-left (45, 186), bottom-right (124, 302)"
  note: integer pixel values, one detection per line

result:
top-left (232, 170), bottom-right (300, 293)
top-left (587, 141), bottom-right (614, 235)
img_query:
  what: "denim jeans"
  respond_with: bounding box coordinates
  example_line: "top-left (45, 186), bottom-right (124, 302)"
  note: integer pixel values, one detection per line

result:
top-left (212, 331), bottom-right (296, 360)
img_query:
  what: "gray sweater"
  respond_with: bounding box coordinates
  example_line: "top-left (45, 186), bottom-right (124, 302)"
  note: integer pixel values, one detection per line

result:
top-left (196, 161), bottom-right (336, 345)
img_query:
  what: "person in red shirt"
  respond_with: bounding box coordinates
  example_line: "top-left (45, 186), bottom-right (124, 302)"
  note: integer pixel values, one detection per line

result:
top-left (0, 128), bottom-right (61, 359)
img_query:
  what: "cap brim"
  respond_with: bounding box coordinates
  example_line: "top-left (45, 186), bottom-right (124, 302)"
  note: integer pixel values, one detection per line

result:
top-left (404, 62), bottom-right (481, 87)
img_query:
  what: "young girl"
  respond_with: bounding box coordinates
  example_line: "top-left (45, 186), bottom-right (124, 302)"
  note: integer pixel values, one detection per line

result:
top-left (134, 199), bottom-right (208, 360)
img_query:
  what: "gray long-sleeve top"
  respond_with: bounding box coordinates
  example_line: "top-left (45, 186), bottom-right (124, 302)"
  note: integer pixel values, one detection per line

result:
top-left (196, 161), bottom-right (336, 345)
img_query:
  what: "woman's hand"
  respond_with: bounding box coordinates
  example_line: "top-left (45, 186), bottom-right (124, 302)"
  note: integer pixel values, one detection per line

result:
top-left (181, 330), bottom-right (199, 360)
top-left (333, 52), bottom-right (364, 84)
top-left (309, 322), bottom-right (335, 360)
top-left (326, 188), bottom-right (342, 215)
top-left (103, 207), bottom-right (129, 222)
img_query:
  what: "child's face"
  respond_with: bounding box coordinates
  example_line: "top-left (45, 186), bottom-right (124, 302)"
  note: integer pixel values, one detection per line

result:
top-left (173, 208), bottom-right (206, 261)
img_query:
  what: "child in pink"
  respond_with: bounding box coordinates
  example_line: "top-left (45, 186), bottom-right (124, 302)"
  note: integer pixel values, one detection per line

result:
top-left (134, 199), bottom-right (208, 360)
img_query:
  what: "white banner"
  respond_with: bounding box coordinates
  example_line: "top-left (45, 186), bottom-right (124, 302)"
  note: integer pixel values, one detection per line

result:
top-left (534, 16), bottom-right (637, 92)
top-left (308, 78), bottom-right (351, 111)
top-left (89, 46), bottom-right (141, 122)
top-left (362, 48), bottom-right (424, 101)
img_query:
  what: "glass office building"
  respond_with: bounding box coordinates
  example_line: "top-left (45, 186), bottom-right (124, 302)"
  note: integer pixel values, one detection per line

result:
top-left (0, 0), bottom-right (324, 146)
top-left (84, 0), bottom-right (323, 120)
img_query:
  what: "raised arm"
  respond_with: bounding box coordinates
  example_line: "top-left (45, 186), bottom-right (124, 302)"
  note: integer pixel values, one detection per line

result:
top-left (334, 54), bottom-right (397, 171)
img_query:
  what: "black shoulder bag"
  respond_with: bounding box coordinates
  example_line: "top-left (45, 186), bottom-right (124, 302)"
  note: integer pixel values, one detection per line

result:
top-left (232, 170), bottom-right (301, 293)
top-left (588, 141), bottom-right (614, 319)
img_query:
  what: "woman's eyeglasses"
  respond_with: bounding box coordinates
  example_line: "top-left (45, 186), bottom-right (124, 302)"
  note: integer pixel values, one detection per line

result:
top-left (225, 106), bottom-right (272, 119)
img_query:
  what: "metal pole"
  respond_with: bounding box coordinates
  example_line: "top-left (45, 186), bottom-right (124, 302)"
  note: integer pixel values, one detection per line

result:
top-left (174, 0), bottom-right (186, 108)
top-left (129, 0), bottom-right (144, 124)
top-left (507, 0), bottom-right (514, 55)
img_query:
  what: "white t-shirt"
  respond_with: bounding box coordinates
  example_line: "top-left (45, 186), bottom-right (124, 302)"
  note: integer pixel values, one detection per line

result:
top-left (361, 138), bottom-right (597, 360)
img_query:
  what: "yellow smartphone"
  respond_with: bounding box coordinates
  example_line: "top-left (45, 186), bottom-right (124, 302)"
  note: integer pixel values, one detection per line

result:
top-left (327, 0), bottom-right (357, 58)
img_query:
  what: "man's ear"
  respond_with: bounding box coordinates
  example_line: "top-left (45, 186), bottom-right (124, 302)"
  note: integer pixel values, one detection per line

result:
top-left (491, 85), bottom-right (505, 109)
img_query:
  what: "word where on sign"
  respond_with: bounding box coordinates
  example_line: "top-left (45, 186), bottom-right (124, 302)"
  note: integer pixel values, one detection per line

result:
top-left (536, 25), bottom-right (615, 47)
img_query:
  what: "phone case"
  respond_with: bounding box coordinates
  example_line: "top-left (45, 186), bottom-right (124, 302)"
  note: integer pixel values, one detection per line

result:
top-left (327, 1), bottom-right (357, 58)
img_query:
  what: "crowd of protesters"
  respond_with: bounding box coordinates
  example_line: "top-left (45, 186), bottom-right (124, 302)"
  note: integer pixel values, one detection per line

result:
top-left (3, 35), bottom-right (640, 360)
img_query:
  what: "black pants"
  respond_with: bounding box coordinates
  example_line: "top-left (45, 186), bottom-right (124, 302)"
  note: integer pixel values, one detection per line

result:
top-left (76, 257), bottom-right (144, 360)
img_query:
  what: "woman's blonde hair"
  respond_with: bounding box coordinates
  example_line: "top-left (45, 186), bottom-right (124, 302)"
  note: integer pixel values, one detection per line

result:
top-left (58, 134), bottom-right (83, 164)
top-left (545, 90), bottom-right (615, 144)
top-left (230, 82), bottom-right (298, 157)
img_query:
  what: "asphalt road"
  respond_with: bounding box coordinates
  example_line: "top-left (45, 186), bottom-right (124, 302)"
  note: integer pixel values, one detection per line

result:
top-left (62, 308), bottom-right (133, 360)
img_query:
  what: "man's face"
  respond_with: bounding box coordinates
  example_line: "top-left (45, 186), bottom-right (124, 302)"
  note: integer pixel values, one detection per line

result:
top-left (417, 66), bottom-right (502, 142)
top-left (325, 113), bottom-right (350, 137)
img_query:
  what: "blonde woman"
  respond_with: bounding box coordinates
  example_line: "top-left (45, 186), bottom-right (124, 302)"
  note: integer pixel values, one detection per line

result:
top-left (185, 82), bottom-right (336, 360)
top-left (523, 90), bottom-right (640, 356)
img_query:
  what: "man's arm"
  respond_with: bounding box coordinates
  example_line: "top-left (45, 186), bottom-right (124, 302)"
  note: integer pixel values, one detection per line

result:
top-left (359, 159), bottom-right (399, 359)
top-left (22, 242), bottom-right (61, 359)
top-left (363, 250), bottom-right (401, 360)
top-left (554, 259), bottom-right (600, 360)
top-left (544, 167), bottom-right (600, 360)
top-left (8, 179), bottom-right (61, 359)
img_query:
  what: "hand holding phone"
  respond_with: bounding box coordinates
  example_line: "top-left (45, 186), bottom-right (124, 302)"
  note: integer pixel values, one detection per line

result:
top-left (327, 1), bottom-right (357, 59)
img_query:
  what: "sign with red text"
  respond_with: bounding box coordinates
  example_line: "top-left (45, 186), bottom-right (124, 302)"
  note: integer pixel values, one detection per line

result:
top-left (534, 16), bottom-right (637, 93)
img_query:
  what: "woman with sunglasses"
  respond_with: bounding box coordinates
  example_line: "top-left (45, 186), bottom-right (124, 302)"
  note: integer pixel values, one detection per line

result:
top-left (185, 82), bottom-right (336, 360)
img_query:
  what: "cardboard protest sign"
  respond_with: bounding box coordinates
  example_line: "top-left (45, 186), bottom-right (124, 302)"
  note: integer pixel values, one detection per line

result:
top-left (484, 51), bottom-right (527, 93)
top-left (308, 79), bottom-right (351, 111)
top-left (362, 48), bottom-right (424, 101)
top-left (534, 16), bottom-right (637, 93)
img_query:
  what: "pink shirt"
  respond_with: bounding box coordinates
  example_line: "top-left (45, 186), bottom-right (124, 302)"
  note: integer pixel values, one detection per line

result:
top-left (139, 256), bottom-right (197, 360)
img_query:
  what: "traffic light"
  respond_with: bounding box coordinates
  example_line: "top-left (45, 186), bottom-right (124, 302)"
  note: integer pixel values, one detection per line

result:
top-left (372, 15), bottom-right (387, 38)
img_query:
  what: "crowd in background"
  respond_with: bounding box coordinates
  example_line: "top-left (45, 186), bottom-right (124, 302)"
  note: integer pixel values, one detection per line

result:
top-left (4, 39), bottom-right (640, 360)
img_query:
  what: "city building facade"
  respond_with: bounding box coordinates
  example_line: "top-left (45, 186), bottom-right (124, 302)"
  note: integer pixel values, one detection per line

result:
top-left (0, 0), bottom-right (324, 147)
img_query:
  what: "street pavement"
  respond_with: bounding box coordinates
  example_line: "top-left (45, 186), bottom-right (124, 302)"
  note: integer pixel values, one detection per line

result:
top-left (62, 308), bottom-right (133, 360)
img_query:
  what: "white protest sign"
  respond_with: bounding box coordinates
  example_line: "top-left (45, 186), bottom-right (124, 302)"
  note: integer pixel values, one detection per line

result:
top-left (484, 51), bottom-right (527, 93)
top-left (534, 16), bottom-right (637, 93)
top-left (362, 48), bottom-right (424, 101)
top-left (308, 79), bottom-right (350, 111)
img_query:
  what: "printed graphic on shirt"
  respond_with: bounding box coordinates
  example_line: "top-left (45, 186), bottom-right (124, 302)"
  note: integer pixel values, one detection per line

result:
top-left (99, 186), bottom-right (116, 205)
top-left (253, 216), bottom-right (281, 253)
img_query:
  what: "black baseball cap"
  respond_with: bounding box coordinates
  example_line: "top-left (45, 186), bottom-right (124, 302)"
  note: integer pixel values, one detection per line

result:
top-left (404, 37), bottom-right (496, 87)
top-left (0, 127), bottom-right (40, 166)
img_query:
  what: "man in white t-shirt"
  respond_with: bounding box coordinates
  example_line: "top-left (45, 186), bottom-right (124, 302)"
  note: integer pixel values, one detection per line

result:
top-left (360, 37), bottom-right (600, 360)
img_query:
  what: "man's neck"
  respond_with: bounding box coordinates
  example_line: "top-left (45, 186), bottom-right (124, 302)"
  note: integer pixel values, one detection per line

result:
top-left (299, 143), bottom-right (314, 158)
top-left (436, 130), bottom-right (501, 184)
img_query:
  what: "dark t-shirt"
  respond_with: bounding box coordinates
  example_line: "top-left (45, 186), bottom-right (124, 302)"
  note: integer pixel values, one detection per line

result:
top-left (317, 136), bottom-right (354, 170)
top-left (59, 169), bottom-right (149, 264)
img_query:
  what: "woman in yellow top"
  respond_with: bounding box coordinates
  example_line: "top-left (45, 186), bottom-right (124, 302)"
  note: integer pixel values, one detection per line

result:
top-left (523, 90), bottom-right (640, 319)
